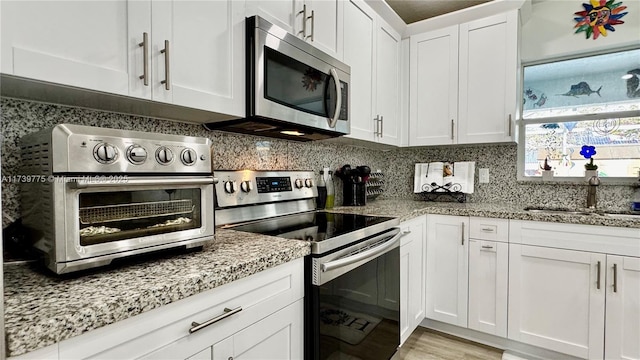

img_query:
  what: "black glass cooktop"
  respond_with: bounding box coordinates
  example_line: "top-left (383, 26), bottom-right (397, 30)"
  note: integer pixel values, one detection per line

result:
top-left (228, 211), bottom-right (396, 243)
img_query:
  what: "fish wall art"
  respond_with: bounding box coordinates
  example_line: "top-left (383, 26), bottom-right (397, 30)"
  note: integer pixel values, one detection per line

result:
top-left (558, 82), bottom-right (602, 97)
top-left (574, 0), bottom-right (628, 40)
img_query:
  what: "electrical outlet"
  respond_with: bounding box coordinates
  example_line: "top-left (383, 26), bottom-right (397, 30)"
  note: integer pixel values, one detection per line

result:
top-left (479, 168), bottom-right (490, 183)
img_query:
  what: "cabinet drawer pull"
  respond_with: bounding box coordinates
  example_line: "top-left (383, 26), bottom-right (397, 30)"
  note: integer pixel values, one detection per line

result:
top-left (189, 306), bottom-right (242, 334)
top-left (596, 261), bottom-right (601, 290)
top-left (138, 32), bottom-right (149, 86)
top-left (160, 40), bottom-right (170, 90)
top-left (508, 114), bottom-right (512, 137)
top-left (380, 115), bottom-right (384, 136)
top-left (461, 222), bottom-right (465, 245)
top-left (306, 10), bottom-right (315, 41)
top-left (451, 119), bottom-right (455, 140)
top-left (481, 227), bottom-right (495, 232)
top-left (481, 245), bottom-right (494, 249)
top-left (613, 263), bottom-right (618, 293)
top-left (373, 115), bottom-right (380, 136)
top-left (402, 229), bottom-right (411, 234)
top-left (298, 4), bottom-right (307, 38)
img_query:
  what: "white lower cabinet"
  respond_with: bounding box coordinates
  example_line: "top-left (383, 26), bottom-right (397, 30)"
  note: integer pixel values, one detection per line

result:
top-left (399, 216), bottom-right (426, 344)
top-left (56, 259), bottom-right (304, 360)
top-left (468, 239), bottom-right (508, 337)
top-left (605, 255), bottom-right (640, 360)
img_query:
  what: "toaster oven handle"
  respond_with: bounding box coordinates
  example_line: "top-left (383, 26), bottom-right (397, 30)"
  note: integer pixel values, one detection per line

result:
top-left (328, 68), bottom-right (341, 129)
top-left (70, 177), bottom-right (215, 189)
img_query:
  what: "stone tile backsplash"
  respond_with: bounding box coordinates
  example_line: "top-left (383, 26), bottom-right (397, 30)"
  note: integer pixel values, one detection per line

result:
top-left (1, 98), bottom-right (635, 227)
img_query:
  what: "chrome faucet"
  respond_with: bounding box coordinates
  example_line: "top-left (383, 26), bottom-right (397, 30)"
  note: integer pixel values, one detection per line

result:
top-left (587, 175), bottom-right (601, 209)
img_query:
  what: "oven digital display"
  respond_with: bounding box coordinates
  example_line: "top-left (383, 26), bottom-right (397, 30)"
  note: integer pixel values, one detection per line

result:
top-left (256, 177), bottom-right (292, 193)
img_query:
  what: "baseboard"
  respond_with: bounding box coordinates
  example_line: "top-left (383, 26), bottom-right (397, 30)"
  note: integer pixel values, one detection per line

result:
top-left (419, 319), bottom-right (584, 360)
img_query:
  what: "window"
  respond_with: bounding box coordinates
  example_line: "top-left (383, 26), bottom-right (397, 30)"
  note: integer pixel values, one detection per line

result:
top-left (519, 48), bottom-right (640, 180)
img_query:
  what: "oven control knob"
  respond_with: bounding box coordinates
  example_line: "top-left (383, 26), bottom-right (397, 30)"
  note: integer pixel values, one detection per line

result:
top-left (180, 148), bottom-right (197, 166)
top-left (126, 145), bottom-right (147, 165)
top-left (224, 181), bottom-right (237, 194)
top-left (240, 181), bottom-right (252, 193)
top-left (93, 143), bottom-right (118, 164)
top-left (294, 178), bottom-right (304, 189)
top-left (304, 178), bottom-right (313, 188)
top-left (156, 146), bottom-right (173, 165)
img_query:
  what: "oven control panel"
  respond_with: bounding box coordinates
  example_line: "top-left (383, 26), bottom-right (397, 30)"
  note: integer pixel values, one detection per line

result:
top-left (215, 170), bottom-right (317, 208)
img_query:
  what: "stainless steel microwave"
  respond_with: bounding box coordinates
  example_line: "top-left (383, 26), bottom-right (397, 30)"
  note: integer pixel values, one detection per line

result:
top-left (205, 16), bottom-right (350, 141)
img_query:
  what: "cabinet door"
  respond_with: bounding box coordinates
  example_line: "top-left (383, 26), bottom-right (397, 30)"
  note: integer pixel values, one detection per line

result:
top-left (343, 0), bottom-right (375, 142)
top-left (508, 244), bottom-right (605, 359)
top-left (468, 240), bottom-right (508, 337)
top-left (153, 0), bottom-right (245, 116)
top-left (605, 256), bottom-right (640, 360)
top-left (457, 11), bottom-right (517, 144)
top-left (212, 300), bottom-right (304, 360)
top-left (400, 217), bottom-right (426, 345)
top-left (246, 0), bottom-right (298, 34)
top-left (304, 0), bottom-right (343, 60)
top-left (1, 1), bottom-right (149, 98)
top-left (375, 18), bottom-right (401, 146)
top-left (425, 215), bottom-right (468, 327)
top-left (409, 26), bottom-right (459, 146)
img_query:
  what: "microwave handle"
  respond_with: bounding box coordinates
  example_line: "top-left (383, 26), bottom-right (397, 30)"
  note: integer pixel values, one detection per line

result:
top-left (328, 68), bottom-right (341, 129)
top-left (70, 177), bottom-right (215, 189)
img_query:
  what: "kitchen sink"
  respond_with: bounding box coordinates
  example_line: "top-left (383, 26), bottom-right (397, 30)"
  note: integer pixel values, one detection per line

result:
top-left (523, 206), bottom-right (593, 216)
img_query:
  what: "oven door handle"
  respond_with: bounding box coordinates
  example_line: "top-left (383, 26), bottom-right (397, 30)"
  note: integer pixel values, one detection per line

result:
top-left (70, 177), bottom-right (215, 189)
top-left (321, 228), bottom-right (402, 273)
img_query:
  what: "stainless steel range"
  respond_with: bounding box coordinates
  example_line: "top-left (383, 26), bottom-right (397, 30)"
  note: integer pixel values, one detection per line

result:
top-left (19, 124), bottom-right (215, 274)
top-left (215, 170), bottom-right (402, 360)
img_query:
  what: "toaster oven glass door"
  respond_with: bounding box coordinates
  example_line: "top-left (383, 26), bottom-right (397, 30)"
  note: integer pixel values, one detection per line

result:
top-left (78, 188), bottom-right (202, 246)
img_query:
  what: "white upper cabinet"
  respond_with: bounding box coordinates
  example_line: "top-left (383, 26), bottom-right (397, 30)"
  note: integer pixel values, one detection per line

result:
top-left (302, 0), bottom-right (344, 60)
top-left (343, 0), bottom-right (375, 142)
top-left (153, 0), bottom-right (245, 116)
top-left (374, 18), bottom-right (401, 146)
top-left (458, 12), bottom-right (517, 144)
top-left (409, 10), bottom-right (518, 146)
top-left (1, 0), bottom-right (244, 119)
top-left (1, 1), bottom-right (147, 98)
top-left (344, 0), bottom-right (401, 146)
top-left (409, 25), bottom-right (459, 146)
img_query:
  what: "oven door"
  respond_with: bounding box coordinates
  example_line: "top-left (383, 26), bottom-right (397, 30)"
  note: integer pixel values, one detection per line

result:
top-left (252, 25), bottom-right (349, 135)
top-left (306, 228), bottom-right (402, 360)
top-left (56, 176), bottom-right (214, 270)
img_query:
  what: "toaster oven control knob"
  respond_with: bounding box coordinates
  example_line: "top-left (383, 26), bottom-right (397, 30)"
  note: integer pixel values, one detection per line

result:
top-left (155, 146), bottom-right (173, 165)
top-left (294, 178), bottom-right (304, 189)
top-left (240, 180), bottom-right (252, 193)
top-left (224, 181), bottom-right (237, 194)
top-left (305, 178), bottom-right (313, 188)
top-left (126, 145), bottom-right (147, 165)
top-left (93, 143), bottom-right (118, 164)
top-left (180, 148), bottom-right (197, 166)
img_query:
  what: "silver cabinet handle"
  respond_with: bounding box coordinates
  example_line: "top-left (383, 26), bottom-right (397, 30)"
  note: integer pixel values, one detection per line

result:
top-left (328, 68), bottom-right (341, 128)
top-left (596, 261), bottom-right (601, 290)
top-left (481, 245), bottom-right (494, 249)
top-left (461, 222), bottom-right (465, 245)
top-left (138, 32), bottom-right (149, 86)
top-left (402, 229), bottom-right (411, 234)
top-left (298, 4), bottom-right (307, 38)
top-left (380, 115), bottom-right (384, 137)
top-left (451, 119), bottom-right (455, 140)
top-left (613, 263), bottom-right (618, 293)
top-left (189, 307), bottom-right (242, 334)
top-left (307, 10), bottom-right (315, 41)
top-left (160, 40), bottom-right (170, 90)
top-left (481, 227), bottom-right (495, 232)
top-left (508, 114), bottom-right (512, 137)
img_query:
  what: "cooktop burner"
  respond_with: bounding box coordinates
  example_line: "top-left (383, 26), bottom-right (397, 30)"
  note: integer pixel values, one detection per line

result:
top-left (226, 211), bottom-right (397, 253)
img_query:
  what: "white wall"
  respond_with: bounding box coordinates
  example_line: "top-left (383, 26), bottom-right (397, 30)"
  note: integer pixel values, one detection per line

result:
top-left (521, 0), bottom-right (640, 63)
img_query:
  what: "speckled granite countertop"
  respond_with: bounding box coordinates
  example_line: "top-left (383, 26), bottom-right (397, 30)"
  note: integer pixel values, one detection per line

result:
top-left (332, 200), bottom-right (640, 228)
top-left (3, 229), bottom-right (310, 357)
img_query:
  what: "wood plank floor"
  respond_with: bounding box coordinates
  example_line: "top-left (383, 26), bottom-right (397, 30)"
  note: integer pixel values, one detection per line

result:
top-left (392, 327), bottom-right (504, 360)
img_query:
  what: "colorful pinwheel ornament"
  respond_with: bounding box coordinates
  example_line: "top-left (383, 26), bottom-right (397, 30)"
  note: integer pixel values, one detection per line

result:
top-left (574, 0), bottom-right (628, 40)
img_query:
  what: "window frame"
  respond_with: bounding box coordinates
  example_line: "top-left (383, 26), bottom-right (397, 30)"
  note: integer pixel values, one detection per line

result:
top-left (516, 46), bottom-right (640, 185)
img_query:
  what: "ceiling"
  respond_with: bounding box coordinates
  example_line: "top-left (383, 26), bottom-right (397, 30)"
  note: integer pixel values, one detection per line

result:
top-left (384, 0), bottom-right (493, 24)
